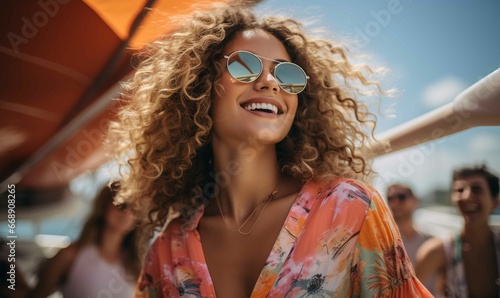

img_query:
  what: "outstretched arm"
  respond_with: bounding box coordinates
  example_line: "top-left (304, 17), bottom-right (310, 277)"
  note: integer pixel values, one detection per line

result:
top-left (27, 244), bottom-right (78, 298)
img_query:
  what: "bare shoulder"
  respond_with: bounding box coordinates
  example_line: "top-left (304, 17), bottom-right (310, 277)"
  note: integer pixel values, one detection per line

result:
top-left (417, 236), bottom-right (446, 263)
top-left (419, 237), bottom-right (444, 256)
top-left (51, 243), bottom-right (79, 265)
top-left (38, 243), bottom-right (80, 278)
top-left (415, 236), bottom-right (446, 281)
top-left (29, 244), bottom-right (80, 297)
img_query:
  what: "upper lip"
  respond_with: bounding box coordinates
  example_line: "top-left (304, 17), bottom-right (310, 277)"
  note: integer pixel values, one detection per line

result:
top-left (240, 97), bottom-right (285, 114)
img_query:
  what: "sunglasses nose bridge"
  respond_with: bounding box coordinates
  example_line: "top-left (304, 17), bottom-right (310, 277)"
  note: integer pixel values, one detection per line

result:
top-left (248, 55), bottom-right (278, 90)
top-left (254, 67), bottom-right (281, 92)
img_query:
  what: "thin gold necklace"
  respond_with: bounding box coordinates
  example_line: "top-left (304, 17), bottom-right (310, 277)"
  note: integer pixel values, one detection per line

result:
top-left (215, 184), bottom-right (279, 235)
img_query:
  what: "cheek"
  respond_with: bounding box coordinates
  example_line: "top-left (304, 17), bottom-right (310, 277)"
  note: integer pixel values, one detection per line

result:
top-left (113, 212), bottom-right (136, 231)
top-left (217, 72), bottom-right (240, 96)
top-left (283, 96), bottom-right (298, 126)
top-left (123, 214), bottom-right (136, 230)
top-left (493, 200), bottom-right (500, 211)
top-left (213, 75), bottom-right (241, 110)
top-left (279, 112), bottom-right (295, 131)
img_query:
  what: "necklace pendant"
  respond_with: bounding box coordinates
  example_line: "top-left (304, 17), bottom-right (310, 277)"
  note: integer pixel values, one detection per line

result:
top-left (215, 183), bottom-right (280, 235)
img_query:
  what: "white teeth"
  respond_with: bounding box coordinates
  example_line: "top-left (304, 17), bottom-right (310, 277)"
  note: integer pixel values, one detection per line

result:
top-left (462, 203), bottom-right (479, 212)
top-left (243, 102), bottom-right (279, 114)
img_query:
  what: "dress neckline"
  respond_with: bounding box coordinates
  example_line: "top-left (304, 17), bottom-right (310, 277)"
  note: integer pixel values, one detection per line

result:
top-left (190, 179), bottom-right (323, 297)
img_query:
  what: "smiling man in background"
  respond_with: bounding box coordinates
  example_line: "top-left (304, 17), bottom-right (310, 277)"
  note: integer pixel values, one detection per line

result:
top-left (415, 165), bottom-right (500, 297)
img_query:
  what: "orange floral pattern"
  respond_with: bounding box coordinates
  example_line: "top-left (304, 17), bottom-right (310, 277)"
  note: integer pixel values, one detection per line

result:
top-left (135, 178), bottom-right (432, 297)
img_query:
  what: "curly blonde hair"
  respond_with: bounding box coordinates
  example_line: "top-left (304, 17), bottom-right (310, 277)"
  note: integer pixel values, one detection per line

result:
top-left (107, 2), bottom-right (382, 239)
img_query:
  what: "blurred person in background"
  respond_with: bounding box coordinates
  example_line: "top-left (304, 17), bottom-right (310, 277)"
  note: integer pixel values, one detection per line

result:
top-left (416, 165), bottom-right (500, 298)
top-left (28, 181), bottom-right (142, 298)
top-left (386, 183), bottom-right (433, 264)
top-left (386, 183), bottom-right (437, 295)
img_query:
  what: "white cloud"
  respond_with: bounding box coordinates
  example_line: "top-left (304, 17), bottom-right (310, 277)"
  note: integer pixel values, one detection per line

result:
top-left (373, 129), bottom-right (500, 200)
top-left (467, 133), bottom-right (500, 154)
top-left (372, 144), bottom-right (463, 197)
top-left (422, 76), bottom-right (468, 108)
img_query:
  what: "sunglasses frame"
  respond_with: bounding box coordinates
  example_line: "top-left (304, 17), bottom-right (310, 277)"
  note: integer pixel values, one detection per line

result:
top-left (387, 193), bottom-right (410, 203)
top-left (223, 50), bottom-right (309, 94)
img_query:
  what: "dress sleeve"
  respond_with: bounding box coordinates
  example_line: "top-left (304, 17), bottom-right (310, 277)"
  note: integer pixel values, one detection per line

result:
top-left (351, 188), bottom-right (433, 298)
top-left (134, 236), bottom-right (162, 298)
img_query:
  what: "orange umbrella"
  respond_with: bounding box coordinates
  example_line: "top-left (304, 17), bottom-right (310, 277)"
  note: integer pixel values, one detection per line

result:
top-left (0, 0), bottom-right (262, 195)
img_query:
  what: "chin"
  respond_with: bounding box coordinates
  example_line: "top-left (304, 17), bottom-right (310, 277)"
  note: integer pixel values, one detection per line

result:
top-left (254, 127), bottom-right (288, 142)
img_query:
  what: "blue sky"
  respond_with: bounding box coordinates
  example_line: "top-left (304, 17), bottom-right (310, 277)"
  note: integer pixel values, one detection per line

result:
top-left (255, 0), bottom-right (500, 199)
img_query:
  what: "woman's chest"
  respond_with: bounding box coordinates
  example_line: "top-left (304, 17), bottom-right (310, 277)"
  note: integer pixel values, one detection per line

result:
top-left (198, 204), bottom-right (289, 297)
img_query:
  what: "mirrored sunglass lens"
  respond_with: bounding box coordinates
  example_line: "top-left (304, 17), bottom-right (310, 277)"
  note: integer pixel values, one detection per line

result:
top-left (275, 63), bottom-right (307, 94)
top-left (227, 52), bottom-right (262, 82)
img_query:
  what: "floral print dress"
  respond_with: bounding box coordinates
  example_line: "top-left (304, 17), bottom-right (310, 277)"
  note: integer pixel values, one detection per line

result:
top-left (135, 178), bottom-right (432, 297)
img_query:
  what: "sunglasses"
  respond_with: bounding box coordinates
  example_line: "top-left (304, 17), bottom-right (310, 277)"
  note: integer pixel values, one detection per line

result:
top-left (387, 193), bottom-right (409, 203)
top-left (223, 50), bottom-right (309, 94)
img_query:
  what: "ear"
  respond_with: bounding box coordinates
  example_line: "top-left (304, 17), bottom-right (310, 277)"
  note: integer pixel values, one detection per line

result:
top-left (492, 197), bottom-right (499, 212)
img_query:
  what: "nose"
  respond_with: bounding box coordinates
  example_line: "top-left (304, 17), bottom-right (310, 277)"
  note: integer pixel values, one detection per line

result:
top-left (458, 187), bottom-right (473, 201)
top-left (254, 67), bottom-right (279, 93)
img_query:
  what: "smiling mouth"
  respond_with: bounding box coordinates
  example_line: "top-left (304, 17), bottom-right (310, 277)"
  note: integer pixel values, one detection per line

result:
top-left (242, 102), bottom-right (280, 114)
top-left (461, 203), bottom-right (480, 213)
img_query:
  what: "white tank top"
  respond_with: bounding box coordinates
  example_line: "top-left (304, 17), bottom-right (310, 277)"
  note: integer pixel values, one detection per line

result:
top-left (60, 245), bottom-right (135, 298)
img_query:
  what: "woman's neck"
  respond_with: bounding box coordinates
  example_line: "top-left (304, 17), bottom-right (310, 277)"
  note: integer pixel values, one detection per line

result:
top-left (211, 142), bottom-right (282, 222)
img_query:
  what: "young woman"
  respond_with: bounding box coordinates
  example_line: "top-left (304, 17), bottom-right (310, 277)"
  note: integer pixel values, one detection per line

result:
top-left (29, 182), bottom-right (141, 298)
top-left (108, 3), bottom-right (433, 297)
